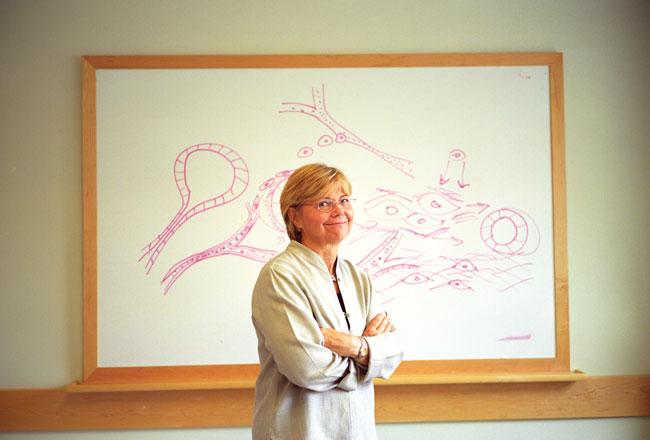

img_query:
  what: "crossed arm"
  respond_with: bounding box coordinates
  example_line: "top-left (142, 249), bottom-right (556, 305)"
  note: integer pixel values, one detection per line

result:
top-left (320, 312), bottom-right (394, 366)
top-left (253, 264), bottom-right (402, 391)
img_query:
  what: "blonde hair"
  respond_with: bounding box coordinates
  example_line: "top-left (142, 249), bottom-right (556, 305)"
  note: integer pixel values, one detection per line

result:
top-left (280, 163), bottom-right (352, 242)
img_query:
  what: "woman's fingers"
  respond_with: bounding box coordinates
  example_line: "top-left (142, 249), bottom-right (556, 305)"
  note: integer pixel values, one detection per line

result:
top-left (363, 313), bottom-right (392, 336)
top-left (375, 315), bottom-right (391, 333)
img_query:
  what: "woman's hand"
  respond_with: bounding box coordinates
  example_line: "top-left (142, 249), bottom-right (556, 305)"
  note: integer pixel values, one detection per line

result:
top-left (362, 312), bottom-right (393, 337)
top-left (320, 312), bottom-right (393, 365)
top-left (320, 327), bottom-right (358, 358)
top-left (320, 327), bottom-right (368, 366)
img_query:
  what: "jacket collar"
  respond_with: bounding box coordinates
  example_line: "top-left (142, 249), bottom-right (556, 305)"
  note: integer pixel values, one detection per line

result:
top-left (287, 240), bottom-right (341, 278)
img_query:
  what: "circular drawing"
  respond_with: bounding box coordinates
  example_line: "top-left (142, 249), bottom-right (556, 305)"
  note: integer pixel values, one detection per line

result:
top-left (480, 208), bottom-right (529, 254)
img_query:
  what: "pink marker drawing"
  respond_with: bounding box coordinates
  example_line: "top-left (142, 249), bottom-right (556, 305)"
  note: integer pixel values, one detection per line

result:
top-left (360, 187), bottom-right (487, 244)
top-left (160, 170), bottom-right (291, 293)
top-left (440, 148), bottom-right (469, 188)
top-left (258, 170), bottom-right (293, 233)
top-left (480, 208), bottom-right (540, 255)
top-left (137, 88), bottom-right (541, 299)
top-left (317, 135), bottom-right (334, 147)
top-left (345, 182), bottom-right (538, 295)
top-left (139, 143), bottom-right (249, 273)
top-left (499, 334), bottom-right (532, 341)
top-left (146, 168), bottom-right (540, 296)
top-left (279, 85), bottom-right (415, 177)
top-left (296, 146), bottom-right (314, 158)
top-left (355, 228), bottom-right (402, 274)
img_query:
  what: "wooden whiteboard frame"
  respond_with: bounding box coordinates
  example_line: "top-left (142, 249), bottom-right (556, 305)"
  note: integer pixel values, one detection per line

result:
top-left (78, 53), bottom-right (571, 392)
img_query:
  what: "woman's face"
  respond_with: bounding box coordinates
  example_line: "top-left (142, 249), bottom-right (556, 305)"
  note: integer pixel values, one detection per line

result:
top-left (289, 188), bottom-right (354, 252)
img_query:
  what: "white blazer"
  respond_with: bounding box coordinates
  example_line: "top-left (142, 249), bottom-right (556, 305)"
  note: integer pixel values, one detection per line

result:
top-left (251, 240), bottom-right (404, 440)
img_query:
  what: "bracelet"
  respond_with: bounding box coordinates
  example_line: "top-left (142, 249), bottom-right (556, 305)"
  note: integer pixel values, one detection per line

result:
top-left (355, 336), bottom-right (368, 360)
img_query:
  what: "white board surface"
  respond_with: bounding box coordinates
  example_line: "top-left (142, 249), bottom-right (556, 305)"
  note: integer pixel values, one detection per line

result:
top-left (96, 66), bottom-right (555, 367)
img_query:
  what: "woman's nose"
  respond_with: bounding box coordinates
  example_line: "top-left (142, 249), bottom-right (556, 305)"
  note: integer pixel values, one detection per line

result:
top-left (330, 202), bottom-right (345, 215)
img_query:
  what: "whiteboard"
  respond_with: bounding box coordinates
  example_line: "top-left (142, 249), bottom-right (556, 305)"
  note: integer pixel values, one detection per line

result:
top-left (83, 54), bottom-right (568, 382)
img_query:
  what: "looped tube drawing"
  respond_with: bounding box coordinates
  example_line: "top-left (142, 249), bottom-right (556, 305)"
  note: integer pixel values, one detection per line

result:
top-left (139, 143), bottom-right (249, 273)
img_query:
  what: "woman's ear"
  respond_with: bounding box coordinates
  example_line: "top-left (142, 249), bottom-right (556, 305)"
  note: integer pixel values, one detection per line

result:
top-left (288, 206), bottom-right (302, 230)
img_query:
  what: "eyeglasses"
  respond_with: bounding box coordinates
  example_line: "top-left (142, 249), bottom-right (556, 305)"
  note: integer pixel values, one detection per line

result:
top-left (301, 197), bottom-right (355, 213)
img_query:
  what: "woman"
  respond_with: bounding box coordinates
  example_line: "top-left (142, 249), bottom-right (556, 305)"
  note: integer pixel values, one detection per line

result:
top-left (251, 163), bottom-right (404, 439)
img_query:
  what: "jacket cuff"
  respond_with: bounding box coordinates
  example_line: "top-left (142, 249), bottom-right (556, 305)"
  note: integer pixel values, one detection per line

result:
top-left (362, 336), bottom-right (386, 381)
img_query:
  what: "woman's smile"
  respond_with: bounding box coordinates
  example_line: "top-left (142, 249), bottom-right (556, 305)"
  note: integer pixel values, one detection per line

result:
top-left (324, 219), bottom-right (349, 226)
top-left (290, 190), bottom-right (355, 253)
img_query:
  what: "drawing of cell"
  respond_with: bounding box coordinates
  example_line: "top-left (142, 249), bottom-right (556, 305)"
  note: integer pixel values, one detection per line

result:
top-left (416, 190), bottom-right (461, 216)
top-left (364, 194), bottom-right (443, 237)
top-left (355, 229), bottom-right (402, 275)
top-left (361, 188), bottom-right (485, 244)
top-left (259, 170), bottom-right (292, 232)
top-left (385, 205), bottom-right (399, 216)
top-left (449, 149), bottom-right (466, 161)
top-left (452, 259), bottom-right (478, 272)
top-left (404, 212), bottom-right (442, 229)
top-left (448, 279), bottom-right (472, 291)
top-left (259, 176), bottom-right (277, 191)
top-left (402, 272), bottom-right (432, 285)
top-left (317, 135), bottom-right (333, 147)
top-left (439, 148), bottom-right (469, 188)
top-left (480, 208), bottom-right (529, 255)
top-left (297, 146), bottom-right (314, 158)
top-left (364, 194), bottom-right (412, 221)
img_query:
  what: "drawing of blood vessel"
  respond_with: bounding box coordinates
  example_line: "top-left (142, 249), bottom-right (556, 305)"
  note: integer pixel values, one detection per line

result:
top-left (279, 85), bottom-right (415, 177)
top-left (139, 143), bottom-right (249, 273)
top-left (160, 170), bottom-right (291, 293)
top-left (480, 208), bottom-right (540, 255)
top-left (257, 170), bottom-right (293, 233)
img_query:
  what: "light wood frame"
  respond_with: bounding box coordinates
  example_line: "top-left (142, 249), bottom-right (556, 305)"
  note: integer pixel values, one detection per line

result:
top-left (80, 52), bottom-right (571, 392)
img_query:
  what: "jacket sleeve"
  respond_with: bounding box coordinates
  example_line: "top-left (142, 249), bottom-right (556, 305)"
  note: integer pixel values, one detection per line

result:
top-left (252, 264), bottom-right (360, 392)
top-left (359, 276), bottom-right (405, 382)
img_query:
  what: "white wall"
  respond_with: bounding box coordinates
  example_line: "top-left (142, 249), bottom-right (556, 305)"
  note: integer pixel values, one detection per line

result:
top-left (1, 0), bottom-right (648, 438)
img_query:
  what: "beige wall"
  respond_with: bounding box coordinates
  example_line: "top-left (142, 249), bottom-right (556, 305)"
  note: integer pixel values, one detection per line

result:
top-left (1, 0), bottom-right (648, 438)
